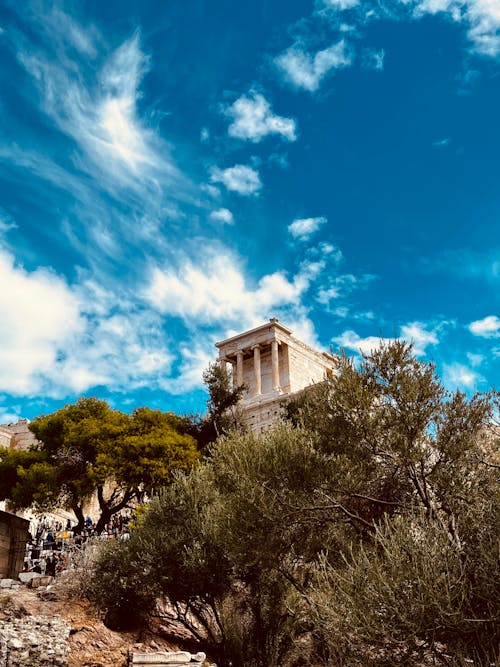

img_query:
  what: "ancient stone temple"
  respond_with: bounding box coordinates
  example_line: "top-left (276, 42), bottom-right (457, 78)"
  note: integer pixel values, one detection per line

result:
top-left (216, 318), bottom-right (336, 432)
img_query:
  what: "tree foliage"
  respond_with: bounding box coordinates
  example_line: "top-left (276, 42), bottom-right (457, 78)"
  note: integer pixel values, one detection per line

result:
top-left (195, 361), bottom-right (247, 448)
top-left (90, 342), bottom-right (499, 666)
top-left (0, 398), bottom-right (199, 533)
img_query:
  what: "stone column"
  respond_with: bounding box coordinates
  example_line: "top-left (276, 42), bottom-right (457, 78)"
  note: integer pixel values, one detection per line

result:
top-left (252, 344), bottom-right (261, 395)
top-left (236, 349), bottom-right (244, 387)
top-left (271, 340), bottom-right (280, 391)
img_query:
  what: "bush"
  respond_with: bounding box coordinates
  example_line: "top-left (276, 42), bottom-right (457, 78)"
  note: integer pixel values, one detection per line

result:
top-left (89, 538), bottom-right (159, 631)
top-left (309, 513), bottom-right (499, 666)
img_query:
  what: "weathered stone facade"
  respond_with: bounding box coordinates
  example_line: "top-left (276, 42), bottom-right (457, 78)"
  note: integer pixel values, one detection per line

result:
top-left (216, 318), bottom-right (336, 432)
top-left (0, 428), bottom-right (11, 449)
top-left (0, 419), bottom-right (38, 451)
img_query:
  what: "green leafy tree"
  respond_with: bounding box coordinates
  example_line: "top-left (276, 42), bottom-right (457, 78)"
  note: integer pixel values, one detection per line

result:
top-left (0, 398), bottom-right (199, 533)
top-left (95, 407), bottom-right (199, 504)
top-left (0, 448), bottom-right (50, 509)
top-left (196, 361), bottom-right (247, 448)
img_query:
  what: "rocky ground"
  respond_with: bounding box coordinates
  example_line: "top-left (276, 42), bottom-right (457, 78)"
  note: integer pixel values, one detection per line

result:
top-left (0, 581), bottom-right (195, 667)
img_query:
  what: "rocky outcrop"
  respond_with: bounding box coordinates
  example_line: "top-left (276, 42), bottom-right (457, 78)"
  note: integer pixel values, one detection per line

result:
top-left (0, 613), bottom-right (71, 666)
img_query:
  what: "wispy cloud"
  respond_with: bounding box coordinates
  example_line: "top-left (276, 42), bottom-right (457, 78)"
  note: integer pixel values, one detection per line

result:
top-left (0, 208), bottom-right (17, 235)
top-left (275, 40), bottom-right (352, 92)
top-left (225, 92), bottom-right (297, 142)
top-left (362, 48), bottom-right (385, 70)
top-left (210, 164), bottom-right (262, 195)
top-left (416, 247), bottom-right (500, 283)
top-left (321, 0), bottom-right (361, 9)
top-left (6, 11), bottom-right (196, 279)
top-left (433, 137), bottom-right (451, 147)
top-left (443, 361), bottom-right (485, 391)
top-left (316, 270), bottom-right (375, 308)
top-left (469, 314), bottom-right (500, 338)
top-left (0, 408), bottom-right (22, 425)
top-left (318, 0), bottom-right (500, 63)
top-left (288, 215), bottom-right (327, 240)
top-left (412, 0), bottom-right (500, 57)
top-left (16, 30), bottom-right (185, 193)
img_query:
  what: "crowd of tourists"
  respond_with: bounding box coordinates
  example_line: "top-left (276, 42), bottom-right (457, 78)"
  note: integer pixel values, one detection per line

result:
top-left (23, 512), bottom-right (132, 576)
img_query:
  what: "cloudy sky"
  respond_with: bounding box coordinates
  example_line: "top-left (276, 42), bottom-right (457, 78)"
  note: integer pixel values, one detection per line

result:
top-left (0, 0), bottom-right (500, 422)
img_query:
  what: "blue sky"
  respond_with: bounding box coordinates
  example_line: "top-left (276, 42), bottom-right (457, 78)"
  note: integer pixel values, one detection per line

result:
top-left (1, 0), bottom-right (500, 422)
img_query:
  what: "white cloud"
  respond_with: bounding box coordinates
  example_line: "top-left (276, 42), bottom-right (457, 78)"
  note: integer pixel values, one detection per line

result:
top-left (210, 208), bottom-right (234, 224)
top-left (333, 330), bottom-right (396, 354)
top-left (226, 92), bottom-right (297, 142)
top-left (288, 216), bottom-right (327, 240)
top-left (143, 246), bottom-right (330, 343)
top-left (400, 321), bottom-right (439, 355)
top-left (316, 269), bottom-right (375, 307)
top-left (201, 183), bottom-right (221, 199)
top-left (275, 40), bottom-right (351, 92)
top-left (321, 0), bottom-right (500, 60)
top-left (0, 250), bottom-right (82, 394)
top-left (443, 362), bottom-right (484, 391)
top-left (333, 321), bottom-right (439, 357)
top-left (322, 0), bottom-right (361, 8)
top-left (0, 250), bottom-right (179, 398)
top-left (411, 0), bottom-right (500, 57)
top-left (145, 252), bottom-right (302, 325)
top-left (317, 286), bottom-right (341, 303)
top-left (0, 410), bottom-right (21, 424)
top-left (468, 314), bottom-right (500, 337)
top-left (210, 164), bottom-right (262, 195)
top-left (166, 344), bottom-right (214, 395)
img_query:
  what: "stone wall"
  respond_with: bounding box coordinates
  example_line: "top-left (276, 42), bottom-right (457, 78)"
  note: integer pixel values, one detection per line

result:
top-left (0, 420), bottom-right (38, 451)
top-left (0, 512), bottom-right (29, 580)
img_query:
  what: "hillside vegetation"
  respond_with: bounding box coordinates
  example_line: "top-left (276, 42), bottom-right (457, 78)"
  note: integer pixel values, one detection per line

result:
top-left (86, 342), bottom-right (499, 667)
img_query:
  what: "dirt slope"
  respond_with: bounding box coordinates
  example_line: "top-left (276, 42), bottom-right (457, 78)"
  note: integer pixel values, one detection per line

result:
top-left (0, 583), bottom-right (189, 667)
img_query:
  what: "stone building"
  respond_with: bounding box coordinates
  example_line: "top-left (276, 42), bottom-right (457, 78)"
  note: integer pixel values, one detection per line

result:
top-left (216, 318), bottom-right (336, 431)
top-left (0, 419), bottom-right (38, 451)
top-left (0, 426), bottom-right (11, 448)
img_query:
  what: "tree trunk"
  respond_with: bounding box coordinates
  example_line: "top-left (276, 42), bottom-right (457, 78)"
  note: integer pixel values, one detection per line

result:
top-left (72, 504), bottom-right (85, 534)
top-left (94, 485), bottom-right (134, 534)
